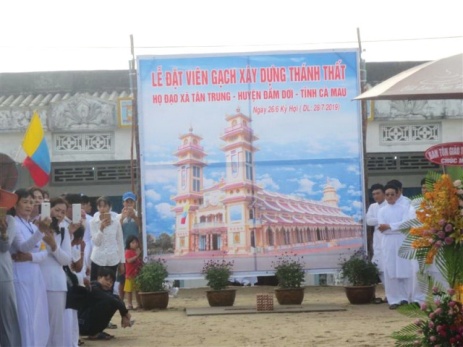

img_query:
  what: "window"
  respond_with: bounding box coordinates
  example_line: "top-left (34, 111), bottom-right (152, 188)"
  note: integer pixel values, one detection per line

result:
top-left (245, 151), bottom-right (253, 180)
top-left (192, 166), bottom-right (201, 192)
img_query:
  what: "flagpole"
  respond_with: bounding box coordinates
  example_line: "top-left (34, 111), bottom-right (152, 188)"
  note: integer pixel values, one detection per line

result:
top-left (12, 145), bottom-right (22, 163)
top-left (357, 28), bottom-right (371, 259)
top-left (128, 34), bottom-right (145, 256)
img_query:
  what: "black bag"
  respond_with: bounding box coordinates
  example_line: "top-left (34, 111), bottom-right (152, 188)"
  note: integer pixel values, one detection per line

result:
top-left (63, 265), bottom-right (88, 310)
top-left (60, 228), bottom-right (88, 310)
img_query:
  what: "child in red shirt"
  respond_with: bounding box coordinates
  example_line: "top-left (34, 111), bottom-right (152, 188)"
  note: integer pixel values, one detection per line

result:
top-left (124, 235), bottom-right (142, 310)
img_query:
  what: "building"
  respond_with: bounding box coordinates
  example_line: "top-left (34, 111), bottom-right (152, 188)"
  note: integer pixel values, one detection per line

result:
top-left (0, 71), bottom-right (135, 211)
top-left (0, 61), bottom-right (461, 207)
top-left (363, 62), bottom-right (462, 196)
top-left (171, 109), bottom-right (361, 256)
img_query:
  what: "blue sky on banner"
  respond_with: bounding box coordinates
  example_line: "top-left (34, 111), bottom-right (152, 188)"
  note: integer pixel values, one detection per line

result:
top-left (137, 51), bottom-right (363, 237)
top-left (1, 0), bottom-right (462, 73)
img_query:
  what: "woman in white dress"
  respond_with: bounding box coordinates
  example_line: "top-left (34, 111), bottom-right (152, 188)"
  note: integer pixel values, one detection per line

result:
top-left (40, 197), bottom-right (73, 347)
top-left (9, 188), bottom-right (51, 347)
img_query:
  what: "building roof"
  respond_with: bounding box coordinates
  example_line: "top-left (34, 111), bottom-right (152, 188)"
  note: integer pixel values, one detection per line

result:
top-left (0, 70), bottom-right (133, 108)
top-left (0, 61), bottom-right (426, 108)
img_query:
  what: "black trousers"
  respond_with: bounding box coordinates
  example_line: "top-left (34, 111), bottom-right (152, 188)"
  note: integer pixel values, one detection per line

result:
top-left (78, 298), bottom-right (118, 336)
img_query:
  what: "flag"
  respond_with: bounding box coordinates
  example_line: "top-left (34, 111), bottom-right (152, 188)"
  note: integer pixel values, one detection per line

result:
top-left (181, 203), bottom-right (190, 224)
top-left (22, 112), bottom-right (51, 187)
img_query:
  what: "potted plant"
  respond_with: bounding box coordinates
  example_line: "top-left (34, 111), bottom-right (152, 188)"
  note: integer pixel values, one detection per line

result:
top-left (201, 258), bottom-right (235, 306)
top-left (339, 249), bottom-right (379, 304)
top-left (135, 258), bottom-right (169, 310)
top-left (272, 252), bottom-right (306, 305)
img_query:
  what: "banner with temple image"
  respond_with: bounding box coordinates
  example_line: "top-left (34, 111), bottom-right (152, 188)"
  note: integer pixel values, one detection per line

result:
top-left (137, 50), bottom-right (366, 278)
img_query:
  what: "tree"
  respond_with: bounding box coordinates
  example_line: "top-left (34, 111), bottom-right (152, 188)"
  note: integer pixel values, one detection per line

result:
top-left (154, 233), bottom-right (173, 254)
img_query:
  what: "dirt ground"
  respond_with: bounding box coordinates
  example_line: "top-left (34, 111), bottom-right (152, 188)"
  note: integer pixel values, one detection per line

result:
top-left (82, 285), bottom-right (410, 347)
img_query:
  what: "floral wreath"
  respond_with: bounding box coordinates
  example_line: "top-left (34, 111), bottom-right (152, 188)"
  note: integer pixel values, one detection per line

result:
top-left (393, 167), bottom-right (463, 346)
top-left (399, 167), bottom-right (463, 290)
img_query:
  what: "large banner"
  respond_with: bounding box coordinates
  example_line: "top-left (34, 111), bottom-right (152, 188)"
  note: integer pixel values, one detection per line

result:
top-left (137, 50), bottom-right (365, 278)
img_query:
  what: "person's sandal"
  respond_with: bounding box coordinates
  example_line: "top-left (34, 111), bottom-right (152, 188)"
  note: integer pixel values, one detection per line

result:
top-left (127, 305), bottom-right (134, 310)
top-left (373, 297), bottom-right (384, 304)
top-left (389, 304), bottom-right (400, 310)
top-left (87, 332), bottom-right (111, 340)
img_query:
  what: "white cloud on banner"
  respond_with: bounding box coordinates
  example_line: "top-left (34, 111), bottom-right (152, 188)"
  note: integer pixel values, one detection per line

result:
top-left (155, 203), bottom-right (175, 219)
top-left (145, 189), bottom-right (161, 201)
top-left (256, 174), bottom-right (280, 191)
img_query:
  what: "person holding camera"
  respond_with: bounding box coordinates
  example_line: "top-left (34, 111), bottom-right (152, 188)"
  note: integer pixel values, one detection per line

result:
top-left (89, 196), bottom-right (125, 291)
top-left (40, 197), bottom-right (73, 347)
top-left (9, 188), bottom-right (59, 346)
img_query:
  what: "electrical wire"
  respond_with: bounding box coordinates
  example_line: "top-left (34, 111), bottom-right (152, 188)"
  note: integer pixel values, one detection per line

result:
top-left (1, 35), bottom-right (462, 50)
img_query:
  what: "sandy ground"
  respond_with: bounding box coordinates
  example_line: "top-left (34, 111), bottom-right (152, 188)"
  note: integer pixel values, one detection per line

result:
top-left (82, 285), bottom-right (411, 347)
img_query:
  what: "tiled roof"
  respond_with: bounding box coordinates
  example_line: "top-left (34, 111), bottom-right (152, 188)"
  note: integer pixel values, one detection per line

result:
top-left (0, 90), bottom-right (133, 108)
top-left (0, 70), bottom-right (133, 108)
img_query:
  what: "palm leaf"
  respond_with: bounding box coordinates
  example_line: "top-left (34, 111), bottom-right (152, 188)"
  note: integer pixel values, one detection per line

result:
top-left (391, 323), bottom-right (421, 347)
top-left (435, 245), bottom-right (463, 288)
top-left (425, 170), bottom-right (443, 187)
top-left (396, 303), bottom-right (426, 318)
top-left (416, 269), bottom-right (430, 296)
top-left (398, 218), bottom-right (421, 259)
top-left (398, 233), bottom-right (416, 259)
top-left (399, 218), bottom-right (422, 233)
top-left (446, 166), bottom-right (463, 181)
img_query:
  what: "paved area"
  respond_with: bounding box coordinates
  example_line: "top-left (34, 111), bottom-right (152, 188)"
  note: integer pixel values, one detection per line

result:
top-left (185, 303), bottom-right (346, 316)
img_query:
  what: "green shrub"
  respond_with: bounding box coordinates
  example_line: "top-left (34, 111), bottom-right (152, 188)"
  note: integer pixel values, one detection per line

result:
top-left (135, 258), bottom-right (168, 292)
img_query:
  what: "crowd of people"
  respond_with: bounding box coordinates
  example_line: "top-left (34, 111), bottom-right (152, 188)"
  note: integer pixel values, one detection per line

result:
top-left (1, 177), bottom-right (436, 344)
top-left (366, 178), bottom-right (435, 310)
top-left (0, 187), bottom-right (142, 347)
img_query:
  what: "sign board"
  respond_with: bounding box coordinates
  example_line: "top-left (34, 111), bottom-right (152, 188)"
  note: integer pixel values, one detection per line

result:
top-left (137, 50), bottom-right (365, 278)
top-left (425, 142), bottom-right (463, 166)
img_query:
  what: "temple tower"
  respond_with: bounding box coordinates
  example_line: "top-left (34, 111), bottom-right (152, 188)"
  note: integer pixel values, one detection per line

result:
top-left (219, 108), bottom-right (260, 253)
top-left (172, 127), bottom-right (207, 255)
top-left (322, 178), bottom-right (339, 207)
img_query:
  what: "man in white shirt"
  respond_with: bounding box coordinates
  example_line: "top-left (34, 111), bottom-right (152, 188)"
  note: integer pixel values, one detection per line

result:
top-left (366, 184), bottom-right (386, 286)
top-left (387, 179), bottom-right (411, 208)
top-left (378, 183), bottom-right (413, 309)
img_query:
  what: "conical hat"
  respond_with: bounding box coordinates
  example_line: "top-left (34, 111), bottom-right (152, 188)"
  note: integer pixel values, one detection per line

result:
top-left (0, 188), bottom-right (18, 209)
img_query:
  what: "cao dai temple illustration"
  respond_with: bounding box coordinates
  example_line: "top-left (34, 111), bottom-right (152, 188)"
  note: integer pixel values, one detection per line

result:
top-left (171, 108), bottom-right (361, 256)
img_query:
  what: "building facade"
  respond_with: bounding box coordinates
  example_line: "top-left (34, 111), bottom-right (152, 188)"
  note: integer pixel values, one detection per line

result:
top-left (171, 110), bottom-right (361, 256)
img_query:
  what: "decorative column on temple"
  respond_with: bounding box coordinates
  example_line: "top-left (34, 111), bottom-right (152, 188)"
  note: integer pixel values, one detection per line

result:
top-left (220, 108), bottom-right (261, 254)
top-left (172, 127), bottom-right (207, 255)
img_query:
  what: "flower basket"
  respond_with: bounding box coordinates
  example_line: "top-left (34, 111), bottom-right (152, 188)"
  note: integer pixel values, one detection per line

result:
top-left (135, 258), bottom-right (169, 309)
top-left (272, 252), bottom-right (306, 305)
top-left (202, 258), bottom-right (235, 306)
top-left (201, 258), bottom-right (234, 291)
top-left (272, 252), bottom-right (305, 289)
top-left (135, 258), bottom-right (168, 292)
top-left (339, 250), bottom-right (379, 287)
